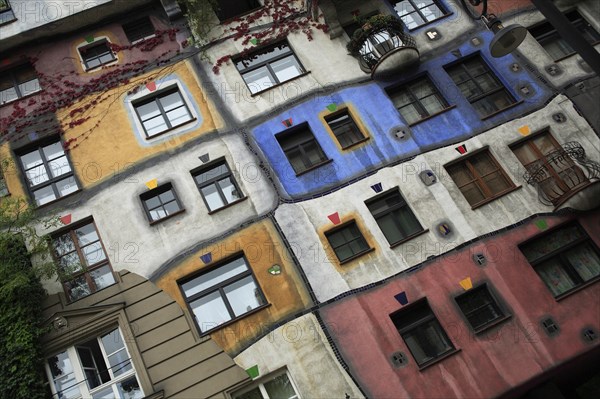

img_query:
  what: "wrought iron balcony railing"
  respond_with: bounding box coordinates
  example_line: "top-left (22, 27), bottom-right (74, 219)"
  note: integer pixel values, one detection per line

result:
top-left (353, 28), bottom-right (419, 77)
top-left (523, 141), bottom-right (600, 208)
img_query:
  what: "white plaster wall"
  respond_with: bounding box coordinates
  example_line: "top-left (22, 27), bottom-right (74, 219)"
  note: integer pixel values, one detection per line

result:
top-left (274, 95), bottom-right (600, 302)
top-left (234, 313), bottom-right (364, 399)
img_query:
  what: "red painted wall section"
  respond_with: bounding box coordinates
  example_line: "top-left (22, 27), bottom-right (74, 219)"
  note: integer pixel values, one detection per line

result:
top-left (486, 0), bottom-right (534, 17)
top-left (321, 212), bottom-right (600, 399)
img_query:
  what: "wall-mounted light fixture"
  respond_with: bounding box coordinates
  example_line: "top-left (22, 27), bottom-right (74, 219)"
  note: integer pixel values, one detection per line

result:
top-left (459, 0), bottom-right (527, 58)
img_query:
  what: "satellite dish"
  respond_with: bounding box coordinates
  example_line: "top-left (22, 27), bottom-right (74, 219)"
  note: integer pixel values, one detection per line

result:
top-left (489, 23), bottom-right (528, 58)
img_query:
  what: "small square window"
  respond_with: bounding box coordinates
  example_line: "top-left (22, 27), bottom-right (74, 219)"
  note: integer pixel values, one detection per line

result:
top-left (455, 284), bottom-right (506, 332)
top-left (79, 40), bottom-right (117, 70)
top-left (387, 75), bottom-right (450, 125)
top-left (0, 63), bottom-right (42, 105)
top-left (122, 16), bottom-right (155, 43)
top-left (16, 138), bottom-right (80, 206)
top-left (519, 223), bottom-right (600, 298)
top-left (325, 109), bottom-right (367, 149)
top-left (275, 124), bottom-right (329, 175)
top-left (133, 86), bottom-right (194, 138)
top-left (445, 55), bottom-right (517, 118)
top-left (390, 0), bottom-right (449, 30)
top-left (366, 188), bottom-right (424, 246)
top-left (0, 0), bottom-right (16, 25)
top-left (325, 221), bottom-right (372, 263)
top-left (234, 41), bottom-right (306, 94)
top-left (445, 148), bottom-right (516, 208)
top-left (390, 299), bottom-right (455, 367)
top-left (232, 370), bottom-right (300, 399)
top-left (52, 219), bottom-right (116, 302)
top-left (191, 160), bottom-right (244, 213)
top-left (180, 255), bottom-right (267, 333)
top-left (140, 183), bottom-right (184, 223)
top-left (213, 0), bottom-right (261, 22)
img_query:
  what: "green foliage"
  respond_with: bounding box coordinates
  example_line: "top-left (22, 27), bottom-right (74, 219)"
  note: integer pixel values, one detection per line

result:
top-left (178, 0), bottom-right (219, 48)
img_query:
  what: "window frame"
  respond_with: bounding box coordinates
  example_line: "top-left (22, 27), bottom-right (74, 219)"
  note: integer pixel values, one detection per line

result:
top-left (231, 369), bottom-right (301, 399)
top-left (0, 62), bottom-right (42, 105)
top-left (365, 187), bottom-right (425, 247)
top-left (213, 0), bottom-right (262, 23)
top-left (132, 85), bottom-right (195, 138)
top-left (178, 253), bottom-right (268, 335)
top-left (323, 108), bottom-right (369, 150)
top-left (51, 218), bottom-right (116, 302)
top-left (518, 222), bottom-right (600, 299)
top-left (15, 136), bottom-right (80, 207)
top-left (190, 158), bottom-right (246, 214)
top-left (234, 40), bottom-right (307, 95)
top-left (275, 123), bottom-right (331, 176)
top-left (390, 299), bottom-right (457, 369)
top-left (78, 38), bottom-right (117, 71)
top-left (0, 0), bottom-right (16, 25)
top-left (454, 283), bottom-right (510, 333)
top-left (122, 16), bottom-right (156, 43)
top-left (445, 146), bottom-right (518, 209)
top-left (444, 54), bottom-right (518, 118)
top-left (0, 171), bottom-right (8, 197)
top-left (389, 0), bottom-right (450, 31)
top-left (139, 182), bottom-right (185, 224)
top-left (324, 220), bottom-right (373, 264)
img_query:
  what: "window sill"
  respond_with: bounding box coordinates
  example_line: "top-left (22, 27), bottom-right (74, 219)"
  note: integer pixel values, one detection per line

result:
top-left (407, 13), bottom-right (453, 32)
top-left (554, 276), bottom-right (600, 302)
top-left (144, 117), bottom-right (197, 140)
top-left (480, 100), bottom-right (525, 121)
top-left (199, 303), bottom-right (272, 336)
top-left (250, 71), bottom-right (312, 97)
top-left (295, 159), bottom-right (333, 177)
top-left (408, 105), bottom-right (456, 127)
top-left (0, 16), bottom-right (17, 28)
top-left (83, 59), bottom-right (119, 73)
top-left (148, 209), bottom-right (186, 226)
top-left (470, 185), bottom-right (523, 210)
top-left (472, 314), bottom-right (512, 335)
top-left (207, 196), bottom-right (248, 215)
top-left (417, 348), bottom-right (461, 371)
top-left (389, 229), bottom-right (429, 249)
top-left (341, 136), bottom-right (371, 150)
top-left (338, 247), bottom-right (376, 265)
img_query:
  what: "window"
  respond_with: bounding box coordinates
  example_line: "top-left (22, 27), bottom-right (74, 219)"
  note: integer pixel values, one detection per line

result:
top-left (233, 370), bottom-right (300, 399)
top-left (213, 0), bottom-right (261, 22)
top-left (122, 17), bottom-right (155, 43)
top-left (46, 327), bottom-right (144, 399)
top-left (0, 172), bottom-right (8, 196)
top-left (445, 148), bottom-right (516, 208)
top-left (180, 256), bottom-right (267, 333)
top-left (529, 10), bottom-right (600, 61)
top-left (325, 109), bottom-right (367, 149)
top-left (276, 124), bottom-right (329, 175)
top-left (133, 86), bottom-right (193, 137)
top-left (53, 220), bottom-right (115, 301)
top-left (235, 41), bottom-right (306, 94)
top-left (390, 300), bottom-right (455, 367)
top-left (387, 75), bottom-right (450, 125)
top-left (17, 138), bottom-right (79, 206)
top-left (140, 183), bottom-right (184, 223)
top-left (366, 188), bottom-right (424, 245)
top-left (0, 63), bottom-right (41, 104)
top-left (191, 160), bottom-right (244, 213)
top-left (511, 131), bottom-right (588, 206)
top-left (0, 0), bottom-right (16, 24)
top-left (391, 0), bottom-right (448, 30)
top-left (455, 285), bottom-right (507, 332)
top-left (445, 55), bottom-right (517, 118)
top-left (520, 223), bottom-right (600, 298)
top-left (79, 39), bottom-right (116, 70)
top-left (325, 221), bottom-right (371, 263)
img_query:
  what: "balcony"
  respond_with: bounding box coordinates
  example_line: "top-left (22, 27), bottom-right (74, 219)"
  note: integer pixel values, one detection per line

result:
top-left (347, 15), bottom-right (419, 79)
top-left (523, 142), bottom-right (600, 211)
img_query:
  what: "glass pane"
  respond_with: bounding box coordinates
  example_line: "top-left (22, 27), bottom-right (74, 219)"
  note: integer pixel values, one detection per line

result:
top-left (401, 12), bottom-right (424, 29)
top-left (90, 265), bottom-right (115, 290)
top-left (59, 252), bottom-right (83, 274)
top-left (264, 374), bottom-right (298, 399)
top-left (143, 115), bottom-right (168, 136)
top-left (18, 78), bottom-right (41, 97)
top-left (242, 66), bottom-right (276, 94)
top-left (91, 386), bottom-right (114, 399)
top-left (82, 242), bottom-right (107, 266)
top-left (421, 4), bottom-right (443, 21)
top-left (404, 319), bottom-right (452, 365)
top-left (181, 257), bottom-right (248, 297)
top-left (98, 52), bottom-right (115, 64)
top-left (399, 103), bottom-right (422, 124)
top-left (75, 223), bottom-right (99, 245)
top-left (163, 201), bottom-right (181, 215)
top-left (520, 225), bottom-right (582, 262)
top-left (48, 155), bottom-right (71, 178)
top-left (218, 177), bottom-right (241, 204)
top-left (0, 87), bottom-right (18, 103)
top-left (55, 176), bottom-right (79, 197)
top-left (223, 275), bottom-right (265, 317)
top-left (536, 258), bottom-right (577, 296)
top-left (33, 185), bottom-right (57, 205)
top-left (25, 164), bottom-right (49, 186)
top-left (461, 182), bottom-right (486, 205)
top-left (566, 243), bottom-right (600, 282)
top-left (144, 195), bottom-right (161, 210)
top-left (101, 328), bottom-right (125, 356)
top-left (159, 91), bottom-right (184, 111)
top-left (472, 90), bottom-right (514, 116)
top-left (149, 208), bottom-right (167, 221)
top-left (190, 291), bottom-right (232, 331)
top-left (482, 171), bottom-right (511, 195)
top-left (271, 55), bottom-right (303, 82)
top-left (201, 184), bottom-right (225, 211)
top-left (194, 163), bottom-right (229, 185)
top-left (166, 107), bottom-right (192, 126)
top-left (159, 190), bottom-right (174, 203)
top-left (136, 101), bottom-right (161, 120)
top-left (235, 43), bottom-right (291, 70)
top-left (47, 351), bottom-right (81, 399)
top-left (108, 348), bottom-right (132, 376)
top-left (117, 376), bottom-right (143, 399)
top-left (66, 276), bottom-right (92, 301)
top-left (286, 148), bottom-right (305, 174)
top-left (234, 387), bottom-right (263, 399)
top-left (394, 1), bottom-right (414, 17)
top-left (420, 94), bottom-right (445, 115)
top-left (302, 140), bottom-right (326, 166)
top-left (43, 142), bottom-right (65, 161)
top-left (54, 234), bottom-right (76, 256)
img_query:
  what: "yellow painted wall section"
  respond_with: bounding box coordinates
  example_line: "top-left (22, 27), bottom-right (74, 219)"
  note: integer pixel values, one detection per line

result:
top-left (0, 145), bottom-right (27, 200)
top-left (155, 219), bottom-right (314, 355)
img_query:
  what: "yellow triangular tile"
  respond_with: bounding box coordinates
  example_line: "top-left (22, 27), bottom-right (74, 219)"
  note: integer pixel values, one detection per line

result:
top-left (518, 125), bottom-right (530, 136)
top-left (459, 277), bottom-right (473, 291)
top-left (145, 179), bottom-right (158, 190)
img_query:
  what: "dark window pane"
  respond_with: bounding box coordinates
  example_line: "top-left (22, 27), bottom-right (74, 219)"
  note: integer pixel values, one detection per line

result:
top-left (326, 111), bottom-right (365, 148)
top-left (366, 189), bottom-right (423, 245)
top-left (276, 127), bottom-right (328, 174)
top-left (456, 286), bottom-right (504, 331)
top-left (326, 222), bottom-right (370, 262)
top-left (122, 17), bottom-right (155, 42)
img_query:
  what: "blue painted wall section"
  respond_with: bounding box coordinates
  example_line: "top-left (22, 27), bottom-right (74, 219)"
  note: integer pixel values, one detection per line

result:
top-left (250, 31), bottom-right (553, 198)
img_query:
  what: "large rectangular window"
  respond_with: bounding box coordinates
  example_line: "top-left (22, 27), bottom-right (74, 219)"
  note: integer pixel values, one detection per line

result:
top-left (133, 86), bottom-right (193, 138)
top-left (390, 300), bottom-right (455, 367)
top-left (387, 75), bottom-right (450, 125)
top-left (324, 109), bottom-right (367, 149)
top-left (53, 220), bottom-right (115, 301)
top-left (191, 160), bottom-right (244, 213)
top-left (390, 0), bottom-right (448, 30)
top-left (455, 284), bottom-right (507, 332)
top-left (366, 188), bottom-right (423, 245)
top-left (140, 183), bottom-right (184, 223)
top-left (213, 0), bottom-right (261, 22)
top-left (325, 221), bottom-right (371, 263)
top-left (180, 256), bottom-right (267, 333)
top-left (445, 55), bottom-right (517, 118)
top-left (232, 370), bottom-right (300, 399)
top-left (0, 62), bottom-right (41, 105)
top-left (520, 223), bottom-right (600, 298)
top-left (276, 124), bottom-right (329, 175)
top-left (122, 17), bottom-right (155, 43)
top-left (46, 327), bottom-right (144, 399)
top-left (17, 138), bottom-right (79, 206)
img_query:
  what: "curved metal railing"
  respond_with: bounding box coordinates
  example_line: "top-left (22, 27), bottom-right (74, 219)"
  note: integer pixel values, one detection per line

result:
top-left (355, 28), bottom-right (417, 73)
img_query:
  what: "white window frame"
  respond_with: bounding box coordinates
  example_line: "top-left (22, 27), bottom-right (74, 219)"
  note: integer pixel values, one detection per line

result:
top-left (76, 37), bottom-right (119, 72)
top-left (45, 327), bottom-right (145, 399)
top-left (231, 369), bottom-right (301, 399)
